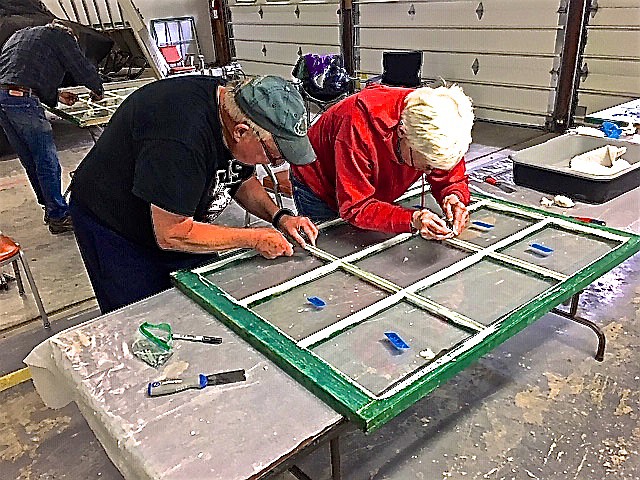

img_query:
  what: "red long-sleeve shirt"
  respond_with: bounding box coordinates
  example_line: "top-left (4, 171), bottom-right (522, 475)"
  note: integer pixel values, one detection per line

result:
top-left (291, 84), bottom-right (470, 233)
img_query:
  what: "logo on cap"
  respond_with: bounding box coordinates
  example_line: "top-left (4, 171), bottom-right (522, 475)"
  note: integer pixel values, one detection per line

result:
top-left (293, 116), bottom-right (308, 137)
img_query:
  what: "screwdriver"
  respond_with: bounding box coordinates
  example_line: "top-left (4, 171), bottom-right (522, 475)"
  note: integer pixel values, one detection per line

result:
top-left (483, 176), bottom-right (517, 193)
top-left (147, 369), bottom-right (246, 397)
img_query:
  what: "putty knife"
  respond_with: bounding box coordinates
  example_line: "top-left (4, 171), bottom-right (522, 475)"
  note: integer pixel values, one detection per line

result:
top-left (147, 369), bottom-right (246, 397)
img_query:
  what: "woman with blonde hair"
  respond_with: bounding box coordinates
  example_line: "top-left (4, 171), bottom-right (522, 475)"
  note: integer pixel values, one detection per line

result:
top-left (291, 82), bottom-right (474, 239)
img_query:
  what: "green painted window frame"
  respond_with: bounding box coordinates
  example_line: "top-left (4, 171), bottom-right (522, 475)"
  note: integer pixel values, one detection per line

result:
top-left (172, 193), bottom-right (640, 431)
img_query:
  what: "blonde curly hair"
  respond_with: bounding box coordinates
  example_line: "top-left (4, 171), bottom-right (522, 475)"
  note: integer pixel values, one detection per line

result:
top-left (401, 84), bottom-right (474, 171)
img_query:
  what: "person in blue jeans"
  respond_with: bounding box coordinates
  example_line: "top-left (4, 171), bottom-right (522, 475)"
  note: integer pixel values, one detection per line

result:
top-left (0, 20), bottom-right (103, 234)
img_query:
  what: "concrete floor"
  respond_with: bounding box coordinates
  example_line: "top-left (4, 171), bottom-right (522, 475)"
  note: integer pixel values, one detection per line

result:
top-left (1, 117), bottom-right (639, 479)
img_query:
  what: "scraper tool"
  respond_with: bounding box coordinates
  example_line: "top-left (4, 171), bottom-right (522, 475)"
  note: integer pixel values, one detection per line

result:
top-left (147, 369), bottom-right (246, 397)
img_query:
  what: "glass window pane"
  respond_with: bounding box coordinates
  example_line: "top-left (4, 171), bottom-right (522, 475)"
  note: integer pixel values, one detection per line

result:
top-left (180, 20), bottom-right (194, 40)
top-left (457, 208), bottom-right (536, 247)
top-left (312, 302), bottom-right (471, 395)
top-left (166, 22), bottom-right (181, 44)
top-left (417, 260), bottom-right (558, 325)
top-left (499, 227), bottom-right (620, 276)
top-left (152, 23), bottom-right (167, 44)
top-left (204, 252), bottom-right (324, 300)
top-left (252, 270), bottom-right (388, 341)
top-left (354, 237), bottom-right (471, 287)
top-left (316, 223), bottom-right (395, 257)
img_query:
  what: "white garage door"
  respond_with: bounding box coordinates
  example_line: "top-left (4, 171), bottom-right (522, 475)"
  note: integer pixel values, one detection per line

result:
top-left (355, 0), bottom-right (566, 126)
top-left (575, 0), bottom-right (640, 119)
top-left (228, 0), bottom-right (342, 79)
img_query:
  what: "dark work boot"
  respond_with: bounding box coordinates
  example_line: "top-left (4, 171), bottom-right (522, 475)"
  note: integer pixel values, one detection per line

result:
top-left (48, 215), bottom-right (74, 234)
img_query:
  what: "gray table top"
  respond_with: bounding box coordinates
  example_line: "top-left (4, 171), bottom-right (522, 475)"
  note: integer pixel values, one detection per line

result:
top-left (26, 289), bottom-right (341, 480)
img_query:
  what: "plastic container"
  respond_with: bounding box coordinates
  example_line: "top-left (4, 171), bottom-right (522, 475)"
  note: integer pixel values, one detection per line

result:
top-left (510, 134), bottom-right (640, 204)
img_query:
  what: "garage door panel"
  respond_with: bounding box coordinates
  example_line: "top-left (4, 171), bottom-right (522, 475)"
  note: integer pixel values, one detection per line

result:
top-left (237, 60), bottom-right (297, 78)
top-left (577, 92), bottom-right (637, 117)
top-left (357, 0), bottom-right (561, 28)
top-left (583, 30), bottom-right (640, 58)
top-left (579, 58), bottom-right (640, 96)
top-left (235, 40), bottom-right (340, 64)
top-left (587, 7), bottom-right (640, 26)
top-left (358, 28), bottom-right (558, 55)
top-left (359, 50), bottom-right (555, 87)
top-left (590, 0), bottom-right (640, 8)
top-left (230, 3), bottom-right (340, 25)
top-left (580, 72), bottom-right (640, 96)
top-left (581, 57), bottom-right (640, 78)
top-left (473, 107), bottom-right (546, 126)
top-left (576, 1), bottom-right (640, 122)
top-left (233, 24), bottom-right (340, 44)
top-left (461, 83), bottom-right (551, 115)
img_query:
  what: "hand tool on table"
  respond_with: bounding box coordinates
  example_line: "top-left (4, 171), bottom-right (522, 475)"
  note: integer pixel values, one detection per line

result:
top-left (483, 176), bottom-right (517, 193)
top-left (172, 333), bottom-right (223, 344)
top-left (147, 369), bottom-right (246, 397)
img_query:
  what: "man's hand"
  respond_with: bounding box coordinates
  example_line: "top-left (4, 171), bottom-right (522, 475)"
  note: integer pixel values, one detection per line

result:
top-left (89, 91), bottom-right (103, 102)
top-left (58, 91), bottom-right (78, 106)
top-left (278, 215), bottom-right (318, 248)
top-left (442, 194), bottom-right (469, 235)
top-left (252, 227), bottom-right (294, 259)
top-left (412, 209), bottom-right (454, 241)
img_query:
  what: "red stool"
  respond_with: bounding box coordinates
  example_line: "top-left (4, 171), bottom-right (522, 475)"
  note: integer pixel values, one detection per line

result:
top-left (0, 234), bottom-right (50, 328)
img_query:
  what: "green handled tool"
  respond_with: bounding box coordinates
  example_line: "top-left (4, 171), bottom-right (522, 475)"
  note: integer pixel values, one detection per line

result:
top-left (147, 369), bottom-right (246, 397)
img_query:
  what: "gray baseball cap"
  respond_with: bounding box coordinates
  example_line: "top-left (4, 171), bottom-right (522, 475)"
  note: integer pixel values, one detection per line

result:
top-left (235, 75), bottom-right (316, 166)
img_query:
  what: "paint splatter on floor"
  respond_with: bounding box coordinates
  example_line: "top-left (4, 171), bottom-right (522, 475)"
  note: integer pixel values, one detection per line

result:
top-left (0, 388), bottom-right (71, 463)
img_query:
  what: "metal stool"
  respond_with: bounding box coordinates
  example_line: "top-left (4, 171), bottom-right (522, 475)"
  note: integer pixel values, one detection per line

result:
top-left (0, 233), bottom-right (50, 328)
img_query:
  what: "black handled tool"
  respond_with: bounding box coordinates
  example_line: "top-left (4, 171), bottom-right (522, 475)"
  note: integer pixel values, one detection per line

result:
top-left (172, 333), bottom-right (222, 344)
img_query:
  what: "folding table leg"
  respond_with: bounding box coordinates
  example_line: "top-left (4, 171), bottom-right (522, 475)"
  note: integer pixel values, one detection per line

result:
top-left (330, 436), bottom-right (341, 480)
top-left (288, 434), bottom-right (343, 480)
top-left (552, 291), bottom-right (605, 362)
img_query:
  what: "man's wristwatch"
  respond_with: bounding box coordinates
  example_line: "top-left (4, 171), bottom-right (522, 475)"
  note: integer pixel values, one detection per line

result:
top-left (272, 208), bottom-right (295, 229)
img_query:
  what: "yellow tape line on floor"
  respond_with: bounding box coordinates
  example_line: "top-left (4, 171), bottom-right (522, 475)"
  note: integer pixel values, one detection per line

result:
top-left (0, 367), bottom-right (31, 393)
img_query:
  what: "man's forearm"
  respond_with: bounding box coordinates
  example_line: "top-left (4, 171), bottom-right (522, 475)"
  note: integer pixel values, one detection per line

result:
top-left (158, 222), bottom-right (256, 253)
top-left (234, 176), bottom-right (280, 223)
top-left (153, 209), bottom-right (257, 253)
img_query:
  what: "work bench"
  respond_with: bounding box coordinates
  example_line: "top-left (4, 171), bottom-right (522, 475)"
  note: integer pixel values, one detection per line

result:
top-left (25, 157), bottom-right (639, 480)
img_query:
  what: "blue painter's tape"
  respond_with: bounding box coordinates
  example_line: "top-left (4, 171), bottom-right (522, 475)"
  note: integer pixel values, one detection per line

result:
top-left (470, 220), bottom-right (494, 232)
top-left (384, 331), bottom-right (410, 351)
top-left (528, 243), bottom-right (554, 256)
top-left (307, 296), bottom-right (326, 309)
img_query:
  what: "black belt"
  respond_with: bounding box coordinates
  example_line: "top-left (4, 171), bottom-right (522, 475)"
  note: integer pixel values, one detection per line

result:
top-left (0, 84), bottom-right (38, 97)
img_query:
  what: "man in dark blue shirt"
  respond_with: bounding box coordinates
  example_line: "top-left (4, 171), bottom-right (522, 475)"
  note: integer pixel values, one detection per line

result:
top-left (0, 19), bottom-right (103, 234)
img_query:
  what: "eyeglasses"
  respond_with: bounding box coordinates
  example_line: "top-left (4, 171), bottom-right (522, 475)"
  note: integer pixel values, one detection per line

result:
top-left (398, 138), bottom-right (432, 174)
top-left (255, 130), bottom-right (286, 167)
top-left (396, 137), bottom-right (417, 169)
